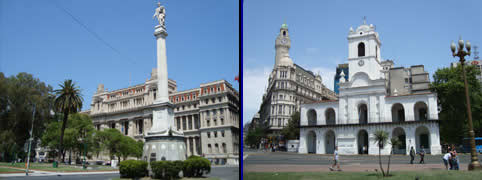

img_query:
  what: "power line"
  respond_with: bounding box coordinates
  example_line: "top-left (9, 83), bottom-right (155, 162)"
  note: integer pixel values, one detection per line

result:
top-left (51, 0), bottom-right (137, 66)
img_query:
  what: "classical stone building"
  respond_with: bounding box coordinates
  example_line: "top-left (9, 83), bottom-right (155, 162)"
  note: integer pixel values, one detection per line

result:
top-left (299, 20), bottom-right (442, 156)
top-left (87, 70), bottom-right (239, 165)
top-left (257, 24), bottom-right (337, 136)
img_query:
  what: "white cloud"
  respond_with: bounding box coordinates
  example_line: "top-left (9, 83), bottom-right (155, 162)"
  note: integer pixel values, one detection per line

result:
top-left (242, 66), bottom-right (271, 125)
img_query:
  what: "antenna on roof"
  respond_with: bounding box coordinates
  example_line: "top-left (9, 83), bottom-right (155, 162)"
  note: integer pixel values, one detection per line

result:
top-left (474, 45), bottom-right (479, 60)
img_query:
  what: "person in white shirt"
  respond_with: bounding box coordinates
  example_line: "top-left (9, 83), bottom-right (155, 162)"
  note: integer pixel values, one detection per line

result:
top-left (329, 146), bottom-right (341, 171)
top-left (442, 152), bottom-right (451, 170)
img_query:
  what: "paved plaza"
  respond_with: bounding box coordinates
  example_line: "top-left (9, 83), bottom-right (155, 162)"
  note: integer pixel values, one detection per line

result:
top-left (244, 151), bottom-right (480, 172)
top-left (0, 166), bottom-right (238, 180)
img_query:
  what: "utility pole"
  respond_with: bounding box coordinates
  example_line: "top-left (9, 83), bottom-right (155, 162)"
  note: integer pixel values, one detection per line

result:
top-left (26, 104), bottom-right (36, 176)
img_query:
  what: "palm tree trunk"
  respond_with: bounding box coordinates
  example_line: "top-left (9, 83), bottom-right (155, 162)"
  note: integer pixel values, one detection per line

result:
top-left (379, 147), bottom-right (385, 176)
top-left (387, 148), bottom-right (392, 176)
top-left (58, 112), bottom-right (69, 163)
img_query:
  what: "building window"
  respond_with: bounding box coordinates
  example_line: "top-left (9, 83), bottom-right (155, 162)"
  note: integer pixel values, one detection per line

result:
top-left (215, 144), bottom-right (219, 153)
top-left (221, 130), bottom-right (225, 137)
top-left (182, 118), bottom-right (187, 130)
top-left (207, 132), bottom-right (211, 138)
top-left (177, 118), bottom-right (181, 131)
top-left (214, 131), bottom-right (217, 138)
top-left (208, 144), bottom-right (212, 153)
top-left (222, 143), bottom-right (227, 153)
top-left (221, 118), bottom-right (224, 125)
top-left (111, 122), bottom-right (116, 129)
top-left (358, 42), bottom-right (365, 57)
top-left (207, 120), bottom-right (210, 127)
top-left (124, 121), bottom-right (129, 135)
top-left (138, 120), bottom-right (144, 134)
top-left (96, 124), bottom-right (100, 130)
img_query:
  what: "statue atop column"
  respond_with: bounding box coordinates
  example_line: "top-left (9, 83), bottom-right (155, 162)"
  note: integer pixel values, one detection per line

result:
top-left (153, 2), bottom-right (166, 27)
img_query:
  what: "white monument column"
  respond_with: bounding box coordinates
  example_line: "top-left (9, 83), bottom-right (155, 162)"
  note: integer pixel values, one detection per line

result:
top-left (143, 2), bottom-right (186, 163)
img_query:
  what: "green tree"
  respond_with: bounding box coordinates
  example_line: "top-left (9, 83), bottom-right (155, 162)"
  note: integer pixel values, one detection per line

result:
top-left (0, 72), bottom-right (54, 162)
top-left (245, 127), bottom-right (266, 148)
top-left (431, 65), bottom-right (482, 144)
top-left (54, 79), bottom-right (83, 163)
top-left (281, 111), bottom-right (300, 140)
top-left (133, 140), bottom-right (144, 160)
top-left (41, 113), bottom-right (95, 163)
top-left (373, 130), bottom-right (388, 177)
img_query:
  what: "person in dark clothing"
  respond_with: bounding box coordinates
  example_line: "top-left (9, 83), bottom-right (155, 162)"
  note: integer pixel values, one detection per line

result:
top-left (419, 146), bottom-right (425, 164)
top-left (409, 147), bottom-right (415, 164)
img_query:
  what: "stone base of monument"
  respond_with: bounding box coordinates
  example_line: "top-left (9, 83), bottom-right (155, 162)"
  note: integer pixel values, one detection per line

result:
top-left (143, 135), bottom-right (187, 162)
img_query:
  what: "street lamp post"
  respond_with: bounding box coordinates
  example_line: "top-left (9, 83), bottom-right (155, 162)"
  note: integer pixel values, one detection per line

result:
top-left (451, 37), bottom-right (481, 170)
top-left (26, 104), bottom-right (36, 176)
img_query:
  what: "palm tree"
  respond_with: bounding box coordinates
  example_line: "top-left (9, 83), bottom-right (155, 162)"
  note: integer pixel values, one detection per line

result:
top-left (54, 79), bottom-right (83, 163)
top-left (387, 137), bottom-right (401, 176)
top-left (373, 130), bottom-right (388, 177)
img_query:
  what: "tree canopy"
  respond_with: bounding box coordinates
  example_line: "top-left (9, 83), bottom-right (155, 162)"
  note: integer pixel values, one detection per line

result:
top-left (0, 72), bottom-right (54, 161)
top-left (431, 65), bottom-right (482, 144)
top-left (281, 111), bottom-right (300, 140)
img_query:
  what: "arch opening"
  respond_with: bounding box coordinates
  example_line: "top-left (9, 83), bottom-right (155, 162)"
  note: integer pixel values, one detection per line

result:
top-left (307, 131), bottom-right (317, 154)
top-left (325, 130), bottom-right (336, 154)
top-left (414, 102), bottom-right (428, 121)
top-left (415, 126), bottom-right (431, 154)
top-left (391, 103), bottom-right (405, 122)
top-left (325, 108), bottom-right (336, 125)
top-left (358, 42), bottom-right (365, 57)
top-left (357, 130), bottom-right (369, 154)
top-left (358, 104), bottom-right (368, 124)
top-left (392, 127), bottom-right (407, 154)
top-left (307, 109), bottom-right (317, 125)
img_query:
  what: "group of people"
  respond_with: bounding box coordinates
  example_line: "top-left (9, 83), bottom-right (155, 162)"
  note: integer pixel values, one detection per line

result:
top-left (442, 145), bottom-right (460, 170)
top-left (409, 146), bottom-right (426, 164)
top-left (328, 145), bottom-right (461, 171)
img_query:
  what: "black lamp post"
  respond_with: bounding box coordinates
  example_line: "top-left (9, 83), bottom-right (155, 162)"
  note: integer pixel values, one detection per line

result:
top-left (450, 37), bottom-right (481, 170)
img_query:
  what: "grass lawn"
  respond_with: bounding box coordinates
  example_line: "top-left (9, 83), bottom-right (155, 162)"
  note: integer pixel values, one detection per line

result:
top-left (244, 170), bottom-right (482, 180)
top-left (0, 162), bottom-right (116, 172)
top-left (0, 167), bottom-right (25, 173)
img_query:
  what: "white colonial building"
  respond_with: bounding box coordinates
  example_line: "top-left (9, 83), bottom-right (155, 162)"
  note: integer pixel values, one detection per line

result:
top-left (299, 20), bottom-right (442, 156)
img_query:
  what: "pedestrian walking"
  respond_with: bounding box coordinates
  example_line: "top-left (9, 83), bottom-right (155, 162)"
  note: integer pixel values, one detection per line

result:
top-left (442, 151), bottom-right (451, 170)
top-left (419, 146), bottom-right (425, 164)
top-left (409, 146), bottom-right (415, 164)
top-left (329, 146), bottom-right (341, 171)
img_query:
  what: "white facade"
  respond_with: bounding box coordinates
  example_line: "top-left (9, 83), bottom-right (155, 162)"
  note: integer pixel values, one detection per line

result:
top-left (299, 20), bottom-right (442, 155)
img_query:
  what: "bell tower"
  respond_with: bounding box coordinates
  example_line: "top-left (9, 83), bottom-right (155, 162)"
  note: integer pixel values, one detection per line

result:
top-left (347, 18), bottom-right (383, 80)
top-left (274, 23), bottom-right (292, 67)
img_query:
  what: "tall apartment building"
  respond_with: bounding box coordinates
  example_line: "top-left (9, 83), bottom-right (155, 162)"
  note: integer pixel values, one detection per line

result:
top-left (257, 24), bottom-right (337, 135)
top-left (385, 65), bottom-right (431, 96)
top-left (87, 68), bottom-right (240, 165)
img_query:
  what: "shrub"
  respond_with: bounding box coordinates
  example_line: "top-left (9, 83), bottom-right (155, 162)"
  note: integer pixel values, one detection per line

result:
top-left (183, 156), bottom-right (211, 177)
top-left (119, 160), bottom-right (148, 178)
top-left (151, 160), bottom-right (183, 180)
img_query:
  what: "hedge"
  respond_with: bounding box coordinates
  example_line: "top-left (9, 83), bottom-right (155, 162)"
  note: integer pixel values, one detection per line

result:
top-left (119, 160), bottom-right (148, 178)
top-left (151, 160), bottom-right (183, 180)
top-left (183, 155), bottom-right (211, 177)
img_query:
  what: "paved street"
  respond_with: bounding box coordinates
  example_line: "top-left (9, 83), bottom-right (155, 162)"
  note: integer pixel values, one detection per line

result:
top-left (244, 151), bottom-right (477, 165)
top-left (244, 151), bottom-right (480, 172)
top-left (0, 166), bottom-right (239, 180)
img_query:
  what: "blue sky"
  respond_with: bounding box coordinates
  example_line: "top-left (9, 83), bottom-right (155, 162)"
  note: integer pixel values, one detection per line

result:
top-left (0, 0), bottom-right (239, 111)
top-left (243, 0), bottom-right (481, 125)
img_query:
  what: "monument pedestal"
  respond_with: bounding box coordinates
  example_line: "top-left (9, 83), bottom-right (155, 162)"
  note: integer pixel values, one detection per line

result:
top-left (143, 102), bottom-right (186, 162)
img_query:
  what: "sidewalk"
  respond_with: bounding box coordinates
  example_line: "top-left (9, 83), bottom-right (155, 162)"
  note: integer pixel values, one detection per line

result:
top-left (244, 163), bottom-right (467, 172)
top-left (0, 167), bottom-right (119, 177)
